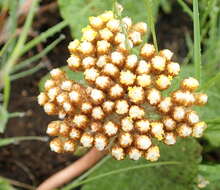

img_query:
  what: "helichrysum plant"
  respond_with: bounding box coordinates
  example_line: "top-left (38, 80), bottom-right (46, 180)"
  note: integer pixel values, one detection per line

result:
top-left (38, 9), bottom-right (208, 162)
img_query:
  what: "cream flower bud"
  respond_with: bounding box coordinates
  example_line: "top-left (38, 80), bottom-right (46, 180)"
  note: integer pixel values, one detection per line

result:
top-left (128, 86), bottom-right (145, 104)
top-left (97, 40), bottom-right (111, 55)
top-left (192, 122), bottom-right (207, 138)
top-left (78, 41), bottom-right (94, 55)
top-left (68, 39), bottom-right (80, 54)
top-left (63, 140), bottom-right (76, 152)
top-left (121, 117), bottom-right (134, 132)
top-left (82, 28), bottom-right (97, 42)
top-left (119, 70), bottom-right (136, 86)
top-left (90, 121), bottom-right (102, 132)
top-left (129, 31), bottom-right (142, 45)
top-left (164, 132), bottom-right (176, 145)
top-left (132, 22), bottom-right (147, 34)
top-left (94, 134), bottom-right (108, 151)
top-left (118, 132), bottom-right (133, 148)
top-left (69, 90), bottom-right (81, 104)
top-left (114, 32), bottom-right (126, 44)
top-left (81, 102), bottom-right (93, 114)
top-left (117, 40), bottom-right (133, 53)
top-left (146, 88), bottom-right (161, 106)
top-left (136, 74), bottom-right (151, 88)
top-left (155, 74), bottom-right (171, 90)
top-left (115, 99), bottom-right (129, 115)
top-left (145, 146), bottom-right (160, 161)
top-left (102, 63), bottom-right (120, 78)
top-left (135, 119), bottom-right (150, 134)
top-left (106, 19), bottom-right (120, 32)
top-left (129, 105), bottom-right (145, 120)
top-left (195, 93), bottom-right (208, 106)
top-left (82, 56), bottom-right (96, 69)
top-left (140, 43), bottom-right (155, 59)
top-left (128, 147), bottom-right (142, 160)
top-left (95, 75), bottom-right (112, 90)
top-left (91, 106), bottom-right (105, 120)
top-left (109, 84), bottom-right (124, 99)
top-left (111, 145), bottom-right (125, 160)
top-left (50, 68), bottom-right (64, 80)
top-left (69, 128), bottom-right (81, 140)
top-left (84, 67), bottom-right (100, 83)
top-left (38, 92), bottom-right (48, 106)
top-left (162, 117), bottom-right (176, 131)
top-left (103, 121), bottom-right (118, 136)
top-left (90, 88), bottom-right (105, 104)
top-left (72, 114), bottom-right (88, 129)
top-left (150, 122), bottom-right (165, 141)
top-left (59, 122), bottom-right (70, 137)
top-left (177, 123), bottom-right (192, 137)
top-left (50, 138), bottom-right (63, 153)
top-left (125, 54), bottom-right (138, 70)
top-left (96, 55), bottom-right (109, 69)
top-left (151, 56), bottom-right (166, 73)
top-left (172, 106), bottom-right (186, 122)
top-left (61, 80), bottom-right (73, 91)
top-left (158, 97), bottom-right (172, 113)
top-left (44, 102), bottom-right (57, 115)
top-left (181, 77), bottom-right (199, 91)
top-left (122, 17), bottom-right (132, 29)
top-left (102, 101), bottom-right (115, 113)
top-left (185, 110), bottom-right (200, 125)
top-left (47, 121), bottom-right (61, 136)
top-left (44, 79), bottom-right (56, 91)
top-left (166, 62), bottom-right (180, 76)
top-left (63, 102), bottom-right (74, 113)
top-left (100, 11), bottom-right (114, 22)
top-left (99, 28), bottom-right (113, 41)
top-left (136, 60), bottom-right (151, 74)
top-left (89, 16), bottom-right (104, 29)
top-left (56, 92), bottom-right (68, 105)
top-left (111, 51), bottom-right (125, 67)
top-left (159, 49), bottom-right (173, 61)
top-left (48, 87), bottom-right (60, 101)
top-left (135, 135), bottom-right (152, 150)
top-left (80, 133), bottom-right (94, 148)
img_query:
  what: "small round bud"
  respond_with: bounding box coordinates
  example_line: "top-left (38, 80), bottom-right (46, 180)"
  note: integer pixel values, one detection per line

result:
top-left (44, 103), bottom-right (57, 115)
top-left (95, 75), bottom-right (112, 90)
top-left (115, 99), bottom-right (129, 115)
top-left (102, 63), bottom-right (120, 78)
top-left (69, 90), bottom-right (81, 104)
top-left (129, 31), bottom-right (142, 45)
top-left (151, 56), bottom-right (166, 73)
top-left (78, 41), bottom-right (94, 55)
top-left (114, 32), bottom-right (125, 44)
top-left (135, 135), bottom-right (152, 150)
top-left (61, 80), bottom-right (73, 91)
top-left (67, 54), bottom-right (81, 71)
top-left (56, 92), bottom-right (68, 105)
top-left (111, 145), bottom-right (125, 160)
top-left (82, 27), bottom-right (97, 42)
top-left (91, 106), bottom-right (105, 120)
top-left (122, 17), bottom-right (132, 29)
top-left (172, 106), bottom-right (186, 122)
top-left (162, 117), bottom-right (176, 131)
top-left (185, 110), bottom-right (199, 125)
top-left (136, 74), bottom-right (151, 88)
top-left (145, 146), bottom-right (160, 161)
top-left (136, 60), bottom-right (151, 75)
top-left (38, 92), bottom-right (48, 106)
top-left (69, 128), bottom-right (81, 140)
top-left (102, 101), bottom-right (115, 113)
top-left (159, 49), bottom-right (173, 61)
top-left (106, 19), bottom-right (120, 32)
top-left (72, 114), bottom-right (88, 129)
top-left (155, 74), bottom-right (171, 90)
top-left (63, 102), bottom-right (74, 113)
top-left (80, 133), bottom-right (94, 148)
top-left (90, 88), bottom-right (105, 105)
top-left (164, 132), bottom-right (176, 145)
top-left (103, 121), bottom-right (118, 136)
top-left (48, 87), bottom-right (60, 101)
top-left (97, 40), bottom-right (111, 55)
top-left (63, 140), bottom-right (76, 152)
top-left (81, 102), bottom-right (93, 114)
top-left (109, 84), bottom-right (124, 99)
top-left (44, 79), bottom-right (56, 91)
top-left (181, 77), bottom-right (199, 91)
top-left (135, 119), bottom-right (150, 134)
top-left (50, 138), bottom-right (63, 153)
top-left (47, 121), bottom-right (61, 136)
top-left (68, 39), bottom-right (80, 54)
top-left (140, 43), bottom-right (155, 59)
top-left (84, 67), bottom-right (100, 83)
top-left (99, 28), bottom-right (113, 41)
top-left (166, 62), bottom-right (180, 76)
top-left (195, 93), bottom-right (208, 106)
top-left (128, 86), bottom-right (145, 104)
top-left (125, 54), bottom-right (138, 70)
top-left (100, 11), bottom-right (114, 22)
top-left (82, 56), bottom-right (96, 70)
top-left (192, 121), bottom-right (207, 138)
top-left (117, 40), bottom-right (133, 53)
top-left (129, 105), bottom-right (145, 120)
top-left (146, 88), bottom-right (161, 106)
top-left (50, 68), bottom-right (64, 80)
top-left (90, 121), bottom-right (103, 132)
top-left (121, 117), bottom-right (134, 132)
top-left (150, 122), bottom-right (164, 141)
top-left (119, 70), bottom-right (136, 86)
top-left (89, 16), bottom-right (104, 29)
top-left (111, 51), bottom-right (125, 67)
top-left (132, 22), bottom-right (147, 34)
top-left (157, 97), bottom-right (172, 114)
top-left (128, 147), bottom-right (142, 160)
top-left (177, 123), bottom-right (192, 137)
top-left (94, 134), bottom-right (108, 151)
top-left (59, 122), bottom-right (70, 137)
top-left (96, 55), bottom-right (109, 69)
top-left (118, 132), bottom-right (133, 148)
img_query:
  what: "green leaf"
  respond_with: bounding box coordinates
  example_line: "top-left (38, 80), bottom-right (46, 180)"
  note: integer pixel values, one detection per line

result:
top-left (0, 136), bottom-right (48, 147)
top-left (0, 177), bottom-right (16, 190)
top-left (0, 106), bottom-right (9, 133)
top-left (81, 138), bottom-right (201, 190)
top-left (38, 66), bottom-right (85, 92)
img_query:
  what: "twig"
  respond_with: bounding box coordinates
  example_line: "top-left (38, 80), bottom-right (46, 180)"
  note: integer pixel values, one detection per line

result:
top-left (37, 148), bottom-right (106, 190)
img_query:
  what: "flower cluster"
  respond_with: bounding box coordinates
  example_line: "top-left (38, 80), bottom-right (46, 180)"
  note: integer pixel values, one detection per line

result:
top-left (38, 10), bottom-right (208, 161)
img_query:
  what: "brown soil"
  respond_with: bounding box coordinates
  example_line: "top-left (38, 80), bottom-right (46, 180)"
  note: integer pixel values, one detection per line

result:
top-left (0, 2), bottom-right (192, 189)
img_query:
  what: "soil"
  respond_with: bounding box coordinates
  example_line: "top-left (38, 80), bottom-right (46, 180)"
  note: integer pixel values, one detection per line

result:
top-left (0, 1), bottom-right (194, 189)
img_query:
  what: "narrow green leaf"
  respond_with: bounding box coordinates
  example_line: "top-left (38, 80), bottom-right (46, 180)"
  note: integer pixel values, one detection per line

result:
top-left (0, 106), bottom-right (8, 133)
top-left (177, 0), bottom-right (193, 18)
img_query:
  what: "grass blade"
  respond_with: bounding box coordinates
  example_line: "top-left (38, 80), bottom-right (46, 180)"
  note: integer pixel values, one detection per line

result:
top-left (193, 0), bottom-right (202, 83)
top-left (177, 0), bottom-right (193, 18)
